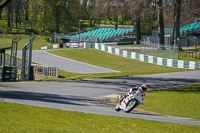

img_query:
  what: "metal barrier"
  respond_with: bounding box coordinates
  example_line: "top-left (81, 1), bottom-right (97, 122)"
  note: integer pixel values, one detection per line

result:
top-left (21, 36), bottom-right (35, 81)
top-left (1, 66), bottom-right (18, 82)
top-left (32, 65), bottom-right (59, 78)
top-left (1, 37), bottom-right (59, 81)
top-left (5, 57), bottom-right (59, 80)
top-left (0, 66), bottom-right (18, 82)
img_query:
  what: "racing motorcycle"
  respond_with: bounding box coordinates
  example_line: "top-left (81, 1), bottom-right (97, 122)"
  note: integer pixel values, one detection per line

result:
top-left (115, 88), bottom-right (145, 113)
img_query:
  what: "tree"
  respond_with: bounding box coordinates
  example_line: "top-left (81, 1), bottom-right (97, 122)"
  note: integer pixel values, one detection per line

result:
top-left (7, 0), bottom-right (12, 31)
top-left (15, 0), bottom-right (20, 28)
top-left (182, 0), bottom-right (200, 23)
top-left (153, 0), bottom-right (165, 46)
top-left (87, 0), bottom-right (105, 27)
top-left (172, 0), bottom-right (182, 50)
top-left (0, 8), bottom-right (2, 19)
top-left (126, 0), bottom-right (151, 44)
top-left (25, 0), bottom-right (29, 21)
top-left (0, 0), bottom-right (13, 10)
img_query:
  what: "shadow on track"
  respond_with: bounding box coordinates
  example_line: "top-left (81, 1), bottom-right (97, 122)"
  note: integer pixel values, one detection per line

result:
top-left (0, 90), bottom-right (97, 106)
top-left (67, 76), bottom-right (200, 91)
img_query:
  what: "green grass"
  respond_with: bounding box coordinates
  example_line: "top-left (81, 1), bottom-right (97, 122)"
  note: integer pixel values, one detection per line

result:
top-left (179, 51), bottom-right (200, 62)
top-left (119, 45), bottom-right (200, 62)
top-left (0, 34), bottom-right (52, 50)
top-left (48, 49), bottom-right (184, 79)
top-left (0, 102), bottom-right (199, 133)
top-left (130, 83), bottom-right (200, 120)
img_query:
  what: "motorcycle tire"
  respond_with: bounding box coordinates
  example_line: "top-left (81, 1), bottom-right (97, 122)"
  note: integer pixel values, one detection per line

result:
top-left (115, 104), bottom-right (121, 111)
top-left (125, 99), bottom-right (138, 113)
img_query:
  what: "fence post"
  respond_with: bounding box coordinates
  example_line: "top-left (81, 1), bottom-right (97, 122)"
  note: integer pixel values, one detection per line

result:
top-left (0, 66), bottom-right (2, 81)
top-left (21, 36), bottom-right (35, 81)
top-left (10, 37), bottom-right (20, 67)
top-left (21, 47), bottom-right (27, 80)
top-left (56, 68), bottom-right (59, 78)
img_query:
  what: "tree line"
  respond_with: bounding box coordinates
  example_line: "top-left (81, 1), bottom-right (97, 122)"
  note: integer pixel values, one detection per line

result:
top-left (0, 0), bottom-right (199, 46)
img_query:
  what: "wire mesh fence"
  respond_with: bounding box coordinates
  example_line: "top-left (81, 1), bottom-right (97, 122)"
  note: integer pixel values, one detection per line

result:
top-left (140, 41), bottom-right (179, 60)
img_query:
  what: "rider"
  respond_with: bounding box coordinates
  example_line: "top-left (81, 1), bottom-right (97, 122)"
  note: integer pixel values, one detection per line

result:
top-left (120, 84), bottom-right (148, 102)
top-left (129, 84), bottom-right (148, 94)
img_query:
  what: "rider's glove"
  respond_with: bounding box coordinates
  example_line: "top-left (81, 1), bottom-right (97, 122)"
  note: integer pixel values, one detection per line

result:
top-left (129, 87), bottom-right (137, 92)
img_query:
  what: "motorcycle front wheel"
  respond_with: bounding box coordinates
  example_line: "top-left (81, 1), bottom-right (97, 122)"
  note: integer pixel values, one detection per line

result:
top-left (115, 104), bottom-right (121, 111)
top-left (125, 99), bottom-right (138, 113)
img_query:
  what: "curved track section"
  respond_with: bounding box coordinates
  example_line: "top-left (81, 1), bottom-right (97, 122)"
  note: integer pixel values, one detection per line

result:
top-left (17, 50), bottom-right (119, 74)
top-left (0, 72), bottom-right (200, 125)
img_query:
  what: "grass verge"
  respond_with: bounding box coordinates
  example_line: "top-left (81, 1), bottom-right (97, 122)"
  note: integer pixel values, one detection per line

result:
top-left (0, 102), bottom-right (199, 133)
top-left (138, 83), bottom-right (200, 120)
top-left (48, 49), bottom-right (185, 79)
top-left (108, 84), bottom-right (200, 120)
top-left (179, 50), bottom-right (200, 62)
top-left (0, 34), bottom-right (52, 50)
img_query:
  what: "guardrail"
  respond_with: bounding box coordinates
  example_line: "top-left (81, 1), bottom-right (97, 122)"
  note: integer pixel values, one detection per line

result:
top-left (32, 65), bottom-right (59, 78)
top-left (0, 66), bottom-right (18, 82)
top-left (2, 66), bottom-right (18, 82)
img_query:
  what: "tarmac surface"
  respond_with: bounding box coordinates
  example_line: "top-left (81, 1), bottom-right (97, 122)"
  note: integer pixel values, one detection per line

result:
top-left (0, 71), bottom-right (200, 125)
top-left (16, 50), bottom-right (119, 74)
top-left (3, 49), bottom-right (200, 125)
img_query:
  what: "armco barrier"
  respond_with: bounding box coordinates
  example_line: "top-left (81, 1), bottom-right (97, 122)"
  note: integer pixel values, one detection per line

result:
top-left (94, 43), bottom-right (200, 69)
top-left (32, 65), bottom-right (59, 78)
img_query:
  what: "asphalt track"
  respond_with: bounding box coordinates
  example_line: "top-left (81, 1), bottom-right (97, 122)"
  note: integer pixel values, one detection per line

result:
top-left (0, 71), bottom-right (200, 125)
top-left (16, 50), bottom-right (119, 74)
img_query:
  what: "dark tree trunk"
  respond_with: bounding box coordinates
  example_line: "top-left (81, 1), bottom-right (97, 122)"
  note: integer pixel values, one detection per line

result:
top-left (107, 15), bottom-right (112, 21)
top-left (15, 0), bottom-right (19, 28)
top-left (55, 9), bottom-right (60, 33)
top-left (0, 0), bottom-right (13, 10)
top-left (0, 9), bottom-right (2, 19)
top-left (18, 0), bottom-right (22, 25)
top-left (114, 14), bottom-right (118, 29)
top-left (24, 0), bottom-right (29, 30)
top-left (92, 19), bottom-right (96, 27)
top-left (121, 11), bottom-right (124, 25)
top-left (173, 0), bottom-right (182, 50)
top-left (157, 0), bottom-right (165, 46)
top-left (89, 17), bottom-right (92, 27)
top-left (55, 22), bottom-right (60, 33)
top-left (136, 16), bottom-right (141, 44)
top-left (131, 20), bottom-right (134, 25)
top-left (7, 2), bottom-right (12, 31)
top-left (11, 7), bottom-right (13, 27)
top-left (25, 0), bottom-right (29, 21)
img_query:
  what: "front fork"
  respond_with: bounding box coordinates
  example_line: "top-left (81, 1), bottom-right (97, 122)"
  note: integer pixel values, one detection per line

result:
top-left (118, 95), bottom-right (122, 101)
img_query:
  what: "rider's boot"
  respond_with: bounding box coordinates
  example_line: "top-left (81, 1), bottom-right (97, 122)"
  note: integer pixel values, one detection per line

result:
top-left (118, 95), bottom-right (123, 104)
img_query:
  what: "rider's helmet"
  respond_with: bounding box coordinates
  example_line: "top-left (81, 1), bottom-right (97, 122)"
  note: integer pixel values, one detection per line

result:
top-left (140, 84), bottom-right (148, 92)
